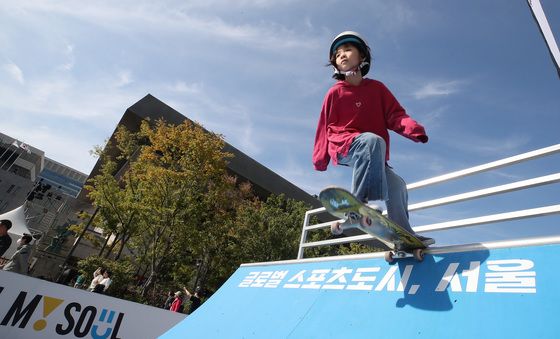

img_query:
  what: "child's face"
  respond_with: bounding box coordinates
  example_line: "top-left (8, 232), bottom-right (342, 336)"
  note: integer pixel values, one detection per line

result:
top-left (335, 43), bottom-right (363, 72)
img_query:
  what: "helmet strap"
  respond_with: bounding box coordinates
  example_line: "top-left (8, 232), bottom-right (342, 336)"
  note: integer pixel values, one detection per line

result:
top-left (334, 61), bottom-right (370, 77)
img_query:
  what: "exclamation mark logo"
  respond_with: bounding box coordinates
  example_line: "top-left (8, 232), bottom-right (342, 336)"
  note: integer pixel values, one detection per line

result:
top-left (33, 296), bottom-right (64, 331)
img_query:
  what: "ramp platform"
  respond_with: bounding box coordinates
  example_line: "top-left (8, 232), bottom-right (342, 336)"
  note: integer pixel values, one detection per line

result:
top-left (160, 237), bottom-right (559, 338)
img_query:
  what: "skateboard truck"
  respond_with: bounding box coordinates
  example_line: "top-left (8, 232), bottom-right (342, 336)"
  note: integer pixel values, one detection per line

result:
top-left (384, 248), bottom-right (424, 263)
top-left (361, 215), bottom-right (425, 263)
top-left (330, 211), bottom-right (360, 236)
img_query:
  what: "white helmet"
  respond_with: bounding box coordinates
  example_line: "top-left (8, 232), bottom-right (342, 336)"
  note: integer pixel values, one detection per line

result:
top-left (329, 31), bottom-right (372, 78)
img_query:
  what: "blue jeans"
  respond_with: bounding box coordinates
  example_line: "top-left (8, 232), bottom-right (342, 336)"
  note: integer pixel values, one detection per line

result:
top-left (337, 132), bottom-right (414, 233)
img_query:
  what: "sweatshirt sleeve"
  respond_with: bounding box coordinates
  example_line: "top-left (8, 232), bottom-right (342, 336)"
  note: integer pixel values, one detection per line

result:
top-left (382, 84), bottom-right (428, 143)
top-left (312, 93), bottom-right (332, 171)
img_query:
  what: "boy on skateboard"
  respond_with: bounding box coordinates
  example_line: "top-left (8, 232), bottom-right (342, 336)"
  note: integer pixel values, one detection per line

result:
top-left (312, 31), bottom-right (434, 246)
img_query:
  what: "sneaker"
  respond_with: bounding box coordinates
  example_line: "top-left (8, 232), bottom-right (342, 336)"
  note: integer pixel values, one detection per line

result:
top-left (417, 235), bottom-right (435, 246)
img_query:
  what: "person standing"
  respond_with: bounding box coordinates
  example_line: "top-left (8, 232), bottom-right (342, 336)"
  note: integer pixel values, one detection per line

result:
top-left (163, 291), bottom-right (174, 310)
top-left (74, 273), bottom-right (86, 289)
top-left (0, 219), bottom-right (13, 257)
top-left (182, 286), bottom-right (202, 314)
top-left (87, 267), bottom-right (105, 291)
top-left (170, 291), bottom-right (183, 312)
top-left (96, 270), bottom-right (112, 293)
top-left (2, 233), bottom-right (32, 274)
top-left (312, 31), bottom-right (434, 245)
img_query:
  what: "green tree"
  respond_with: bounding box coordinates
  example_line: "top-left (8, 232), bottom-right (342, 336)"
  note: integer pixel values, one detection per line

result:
top-left (83, 126), bottom-right (147, 260)
top-left (124, 119), bottom-right (237, 296)
top-left (233, 194), bottom-right (307, 262)
top-left (185, 193), bottom-right (311, 293)
top-left (82, 118), bottom-right (319, 305)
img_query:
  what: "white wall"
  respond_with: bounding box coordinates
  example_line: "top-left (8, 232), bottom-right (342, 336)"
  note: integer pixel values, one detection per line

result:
top-left (0, 271), bottom-right (185, 339)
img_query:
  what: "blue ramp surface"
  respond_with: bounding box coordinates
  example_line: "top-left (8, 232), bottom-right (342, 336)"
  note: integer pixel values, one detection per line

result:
top-left (160, 238), bottom-right (559, 338)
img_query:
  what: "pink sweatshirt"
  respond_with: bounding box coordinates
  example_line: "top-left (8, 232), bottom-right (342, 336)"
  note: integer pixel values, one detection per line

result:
top-left (312, 79), bottom-right (428, 171)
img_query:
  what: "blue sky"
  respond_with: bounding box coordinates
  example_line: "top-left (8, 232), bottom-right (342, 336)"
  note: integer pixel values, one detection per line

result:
top-left (1, 1), bottom-right (559, 245)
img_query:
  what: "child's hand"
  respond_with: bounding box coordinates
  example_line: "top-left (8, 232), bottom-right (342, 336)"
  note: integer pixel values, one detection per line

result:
top-left (418, 135), bottom-right (429, 143)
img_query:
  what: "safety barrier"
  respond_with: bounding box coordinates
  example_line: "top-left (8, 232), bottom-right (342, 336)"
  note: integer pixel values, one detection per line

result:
top-left (297, 144), bottom-right (560, 259)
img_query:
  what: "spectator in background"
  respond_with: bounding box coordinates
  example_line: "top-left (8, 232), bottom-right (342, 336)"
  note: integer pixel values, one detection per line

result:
top-left (100, 270), bottom-right (112, 292)
top-left (58, 266), bottom-right (77, 285)
top-left (182, 286), bottom-right (203, 314)
top-left (163, 291), bottom-right (174, 310)
top-left (87, 267), bottom-right (105, 291)
top-left (170, 291), bottom-right (183, 312)
top-left (92, 270), bottom-right (112, 294)
top-left (0, 219), bottom-right (13, 257)
top-left (74, 273), bottom-right (86, 289)
top-left (1, 233), bottom-right (32, 274)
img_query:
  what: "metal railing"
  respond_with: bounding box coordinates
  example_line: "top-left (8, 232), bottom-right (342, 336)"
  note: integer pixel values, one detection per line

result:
top-left (297, 144), bottom-right (560, 259)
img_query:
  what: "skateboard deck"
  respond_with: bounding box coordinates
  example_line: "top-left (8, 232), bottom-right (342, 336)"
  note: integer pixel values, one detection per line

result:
top-left (319, 186), bottom-right (426, 262)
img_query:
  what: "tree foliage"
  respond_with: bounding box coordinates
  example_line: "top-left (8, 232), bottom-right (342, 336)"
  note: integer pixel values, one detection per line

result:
top-left (82, 119), bottom-right (316, 306)
top-left (232, 194), bottom-right (306, 263)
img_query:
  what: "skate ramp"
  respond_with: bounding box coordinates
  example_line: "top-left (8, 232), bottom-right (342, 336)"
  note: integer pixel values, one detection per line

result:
top-left (160, 237), bottom-right (558, 338)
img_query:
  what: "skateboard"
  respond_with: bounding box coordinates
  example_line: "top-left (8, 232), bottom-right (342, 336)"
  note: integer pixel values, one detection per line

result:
top-left (319, 186), bottom-right (426, 263)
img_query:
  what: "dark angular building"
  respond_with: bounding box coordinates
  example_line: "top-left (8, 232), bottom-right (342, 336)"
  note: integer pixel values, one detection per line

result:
top-left (79, 94), bottom-right (320, 209)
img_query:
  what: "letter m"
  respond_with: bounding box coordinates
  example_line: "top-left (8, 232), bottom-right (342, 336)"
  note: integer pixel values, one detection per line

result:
top-left (1, 292), bottom-right (42, 328)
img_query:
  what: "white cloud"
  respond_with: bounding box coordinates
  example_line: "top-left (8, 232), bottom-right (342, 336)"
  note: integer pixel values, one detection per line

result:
top-left (415, 105), bottom-right (449, 129)
top-left (413, 80), bottom-right (464, 99)
top-left (3, 62), bottom-right (24, 84)
top-left (178, 0), bottom-right (300, 9)
top-left (59, 43), bottom-right (75, 71)
top-left (4, 1), bottom-right (321, 53)
top-left (466, 135), bottom-right (532, 157)
top-left (303, 16), bottom-right (313, 30)
top-left (0, 74), bottom-right (138, 124)
top-left (184, 98), bottom-right (262, 155)
top-left (168, 81), bottom-right (203, 94)
top-left (439, 133), bottom-right (532, 163)
top-left (115, 70), bottom-right (132, 87)
top-left (391, 151), bottom-right (446, 177)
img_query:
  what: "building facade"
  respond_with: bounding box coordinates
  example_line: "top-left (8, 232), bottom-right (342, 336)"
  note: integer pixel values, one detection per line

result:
top-left (0, 133), bottom-right (97, 279)
top-left (26, 158), bottom-right (93, 278)
top-left (0, 133), bottom-right (44, 213)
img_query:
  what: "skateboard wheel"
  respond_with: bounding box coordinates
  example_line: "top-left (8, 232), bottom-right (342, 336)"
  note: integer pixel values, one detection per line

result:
top-left (360, 215), bottom-right (372, 227)
top-left (413, 248), bottom-right (424, 261)
top-left (384, 251), bottom-right (394, 263)
top-left (330, 221), bottom-right (343, 235)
